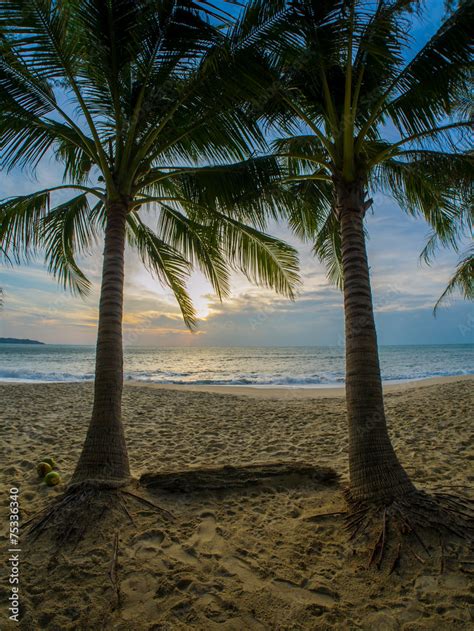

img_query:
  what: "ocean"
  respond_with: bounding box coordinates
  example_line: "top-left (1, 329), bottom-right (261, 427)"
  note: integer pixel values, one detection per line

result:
top-left (0, 344), bottom-right (472, 386)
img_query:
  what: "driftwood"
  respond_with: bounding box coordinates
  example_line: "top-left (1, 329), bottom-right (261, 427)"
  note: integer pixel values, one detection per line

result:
top-left (140, 461), bottom-right (339, 493)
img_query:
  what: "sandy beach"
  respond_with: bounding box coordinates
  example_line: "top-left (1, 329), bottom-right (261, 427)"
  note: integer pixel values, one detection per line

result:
top-left (0, 377), bottom-right (473, 629)
top-left (125, 374), bottom-right (474, 398)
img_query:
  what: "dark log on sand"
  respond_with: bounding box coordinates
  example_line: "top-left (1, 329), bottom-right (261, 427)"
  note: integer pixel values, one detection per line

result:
top-left (140, 462), bottom-right (339, 493)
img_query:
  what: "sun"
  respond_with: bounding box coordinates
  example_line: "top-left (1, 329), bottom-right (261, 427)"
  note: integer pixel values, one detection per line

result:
top-left (193, 297), bottom-right (211, 321)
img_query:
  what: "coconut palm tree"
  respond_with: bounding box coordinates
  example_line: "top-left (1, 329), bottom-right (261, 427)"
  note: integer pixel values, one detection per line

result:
top-left (259, 0), bottom-right (473, 526)
top-left (0, 0), bottom-right (300, 496)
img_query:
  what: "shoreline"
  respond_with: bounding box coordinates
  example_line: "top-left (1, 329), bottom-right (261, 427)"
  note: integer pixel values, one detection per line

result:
top-left (1, 373), bottom-right (472, 398)
top-left (128, 373), bottom-right (474, 398)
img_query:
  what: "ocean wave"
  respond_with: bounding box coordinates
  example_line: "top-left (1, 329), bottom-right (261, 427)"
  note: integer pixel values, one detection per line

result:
top-left (126, 370), bottom-right (192, 379)
top-left (381, 368), bottom-right (473, 381)
top-left (0, 368), bottom-right (94, 382)
top-left (0, 367), bottom-right (472, 385)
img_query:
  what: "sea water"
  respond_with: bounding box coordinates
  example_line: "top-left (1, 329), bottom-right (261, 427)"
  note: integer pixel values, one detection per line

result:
top-left (0, 344), bottom-right (472, 386)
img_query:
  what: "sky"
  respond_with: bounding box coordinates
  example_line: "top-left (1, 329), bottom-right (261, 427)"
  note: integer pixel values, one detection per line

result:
top-left (1, 0), bottom-right (473, 348)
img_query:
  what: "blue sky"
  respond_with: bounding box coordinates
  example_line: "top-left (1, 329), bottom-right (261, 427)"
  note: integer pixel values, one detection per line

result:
top-left (1, 0), bottom-right (473, 347)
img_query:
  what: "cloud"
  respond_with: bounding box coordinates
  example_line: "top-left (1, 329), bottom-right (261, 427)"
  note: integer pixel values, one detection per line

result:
top-left (1, 160), bottom-right (471, 346)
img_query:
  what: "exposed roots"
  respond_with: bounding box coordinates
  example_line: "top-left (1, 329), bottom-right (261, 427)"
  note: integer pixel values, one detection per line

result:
top-left (108, 531), bottom-right (121, 610)
top-left (24, 480), bottom-right (174, 549)
top-left (344, 488), bottom-right (474, 572)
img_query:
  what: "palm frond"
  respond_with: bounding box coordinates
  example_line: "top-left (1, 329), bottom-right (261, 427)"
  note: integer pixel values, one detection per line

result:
top-left (155, 202), bottom-right (231, 301)
top-left (264, 0), bottom-right (472, 311)
top-left (213, 211), bottom-right (301, 299)
top-left (0, 0), bottom-right (315, 322)
top-left (0, 191), bottom-right (50, 261)
top-left (40, 194), bottom-right (103, 296)
top-left (126, 212), bottom-right (197, 329)
top-left (312, 210), bottom-right (343, 288)
top-left (434, 246), bottom-right (474, 313)
top-left (373, 151), bottom-right (472, 247)
top-left (385, 1), bottom-right (473, 136)
top-left (144, 156), bottom-right (284, 227)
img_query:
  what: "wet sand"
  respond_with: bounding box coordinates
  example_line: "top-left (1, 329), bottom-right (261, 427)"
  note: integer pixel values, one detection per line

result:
top-left (126, 373), bottom-right (474, 398)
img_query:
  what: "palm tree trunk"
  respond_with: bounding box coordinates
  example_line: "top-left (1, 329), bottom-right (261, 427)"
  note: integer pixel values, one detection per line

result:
top-left (338, 182), bottom-right (415, 502)
top-left (72, 201), bottom-right (130, 485)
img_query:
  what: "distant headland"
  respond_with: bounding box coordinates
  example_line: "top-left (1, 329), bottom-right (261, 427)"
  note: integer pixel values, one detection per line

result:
top-left (0, 337), bottom-right (45, 345)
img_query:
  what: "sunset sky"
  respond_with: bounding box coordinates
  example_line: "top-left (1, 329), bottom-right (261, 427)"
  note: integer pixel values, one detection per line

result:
top-left (1, 0), bottom-right (472, 347)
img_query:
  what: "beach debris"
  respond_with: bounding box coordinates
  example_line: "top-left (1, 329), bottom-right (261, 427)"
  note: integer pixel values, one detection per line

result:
top-left (388, 543), bottom-right (401, 575)
top-left (108, 531), bottom-right (121, 609)
top-left (37, 462), bottom-right (52, 478)
top-left (140, 461), bottom-right (339, 493)
top-left (439, 535), bottom-right (445, 574)
top-left (303, 510), bottom-right (346, 522)
top-left (44, 472), bottom-right (61, 486)
top-left (368, 509), bottom-right (387, 569)
top-left (121, 490), bottom-right (174, 520)
top-left (408, 546), bottom-right (426, 565)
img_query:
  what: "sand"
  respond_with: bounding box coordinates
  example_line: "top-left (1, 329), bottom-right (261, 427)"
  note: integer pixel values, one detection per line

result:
top-left (126, 374), bottom-right (474, 399)
top-left (0, 377), bottom-right (473, 630)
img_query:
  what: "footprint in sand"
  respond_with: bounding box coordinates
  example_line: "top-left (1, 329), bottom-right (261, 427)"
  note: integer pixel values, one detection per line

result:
top-left (163, 512), bottom-right (226, 567)
top-left (220, 556), bottom-right (264, 592)
top-left (164, 542), bottom-right (199, 566)
top-left (221, 557), bottom-right (338, 609)
top-left (188, 512), bottom-right (226, 557)
top-left (132, 529), bottom-right (165, 560)
top-left (272, 578), bottom-right (338, 608)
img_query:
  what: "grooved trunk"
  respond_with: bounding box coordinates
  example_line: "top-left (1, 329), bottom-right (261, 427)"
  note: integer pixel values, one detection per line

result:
top-left (72, 202), bottom-right (130, 485)
top-left (338, 182), bottom-right (415, 502)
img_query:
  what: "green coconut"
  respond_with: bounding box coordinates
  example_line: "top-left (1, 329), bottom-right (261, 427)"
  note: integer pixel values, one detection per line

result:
top-left (44, 471), bottom-right (61, 486)
top-left (42, 457), bottom-right (57, 469)
top-left (37, 462), bottom-right (52, 478)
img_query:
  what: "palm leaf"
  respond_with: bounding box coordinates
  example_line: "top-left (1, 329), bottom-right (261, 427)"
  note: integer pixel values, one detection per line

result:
top-left (213, 211), bottom-right (300, 299)
top-left (0, 191), bottom-right (50, 261)
top-left (126, 212), bottom-right (197, 329)
top-left (155, 202), bottom-right (231, 301)
top-left (434, 246), bottom-right (474, 312)
top-left (40, 194), bottom-right (103, 295)
top-left (312, 211), bottom-right (343, 288)
top-left (385, 1), bottom-right (473, 136)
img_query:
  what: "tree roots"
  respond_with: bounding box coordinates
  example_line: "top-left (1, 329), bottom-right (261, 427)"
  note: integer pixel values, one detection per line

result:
top-left (344, 488), bottom-right (474, 571)
top-left (24, 480), bottom-right (174, 549)
top-left (24, 462), bottom-right (337, 548)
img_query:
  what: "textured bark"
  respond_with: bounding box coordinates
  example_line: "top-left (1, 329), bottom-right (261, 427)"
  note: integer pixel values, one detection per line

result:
top-left (338, 181), bottom-right (415, 502)
top-left (140, 462), bottom-right (338, 492)
top-left (72, 202), bottom-right (130, 484)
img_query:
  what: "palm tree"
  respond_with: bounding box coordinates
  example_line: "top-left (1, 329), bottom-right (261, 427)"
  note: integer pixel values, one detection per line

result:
top-left (0, 0), bottom-right (299, 495)
top-left (260, 0), bottom-right (473, 521)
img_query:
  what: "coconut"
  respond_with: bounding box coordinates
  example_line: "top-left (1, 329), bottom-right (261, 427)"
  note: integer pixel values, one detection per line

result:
top-left (42, 457), bottom-right (57, 469)
top-left (37, 462), bottom-right (52, 478)
top-left (44, 471), bottom-right (61, 486)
